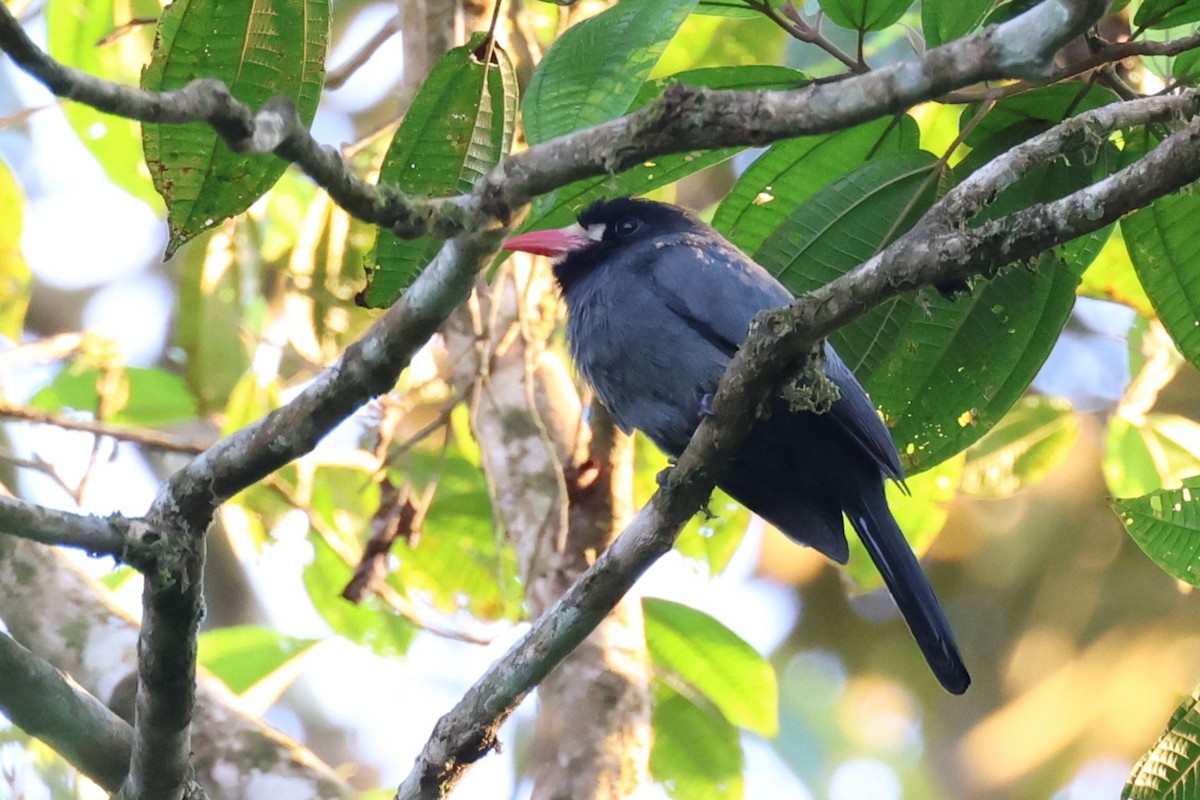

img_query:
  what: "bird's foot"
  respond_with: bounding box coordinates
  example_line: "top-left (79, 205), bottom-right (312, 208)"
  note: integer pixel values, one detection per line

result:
top-left (655, 460), bottom-right (676, 488)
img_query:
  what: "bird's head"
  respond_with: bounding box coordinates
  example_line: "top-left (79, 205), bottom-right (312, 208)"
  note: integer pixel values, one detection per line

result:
top-left (502, 197), bottom-right (703, 290)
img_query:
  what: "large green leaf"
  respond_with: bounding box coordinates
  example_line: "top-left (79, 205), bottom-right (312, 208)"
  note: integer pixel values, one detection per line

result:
top-left (360, 35), bottom-right (518, 308)
top-left (522, 0), bottom-right (699, 144)
top-left (643, 597), bottom-right (778, 736)
top-left (712, 115), bottom-right (919, 254)
top-left (389, 425), bottom-right (522, 621)
top-left (922, 0), bottom-right (991, 47)
top-left (1134, 0), bottom-right (1200, 29)
top-left (1110, 476), bottom-right (1200, 587)
top-left (818, 0), bottom-right (911, 31)
top-left (1079, 224), bottom-right (1153, 316)
top-left (654, 13), bottom-right (787, 74)
top-left (1104, 414), bottom-right (1200, 499)
top-left (197, 625), bottom-right (320, 695)
top-left (1125, 686), bottom-right (1200, 799)
top-left (0, 158), bottom-right (30, 340)
top-left (753, 149), bottom-right (1084, 470)
top-left (303, 529), bottom-right (417, 657)
top-left (30, 366), bottom-right (199, 426)
top-left (961, 395), bottom-right (1079, 498)
top-left (1124, 186), bottom-right (1200, 372)
top-left (520, 66), bottom-right (806, 247)
top-left (46, 0), bottom-right (161, 208)
top-left (175, 228), bottom-right (252, 415)
top-left (963, 83), bottom-right (1121, 147)
top-left (142, 0), bottom-right (329, 256)
top-left (650, 684), bottom-right (744, 800)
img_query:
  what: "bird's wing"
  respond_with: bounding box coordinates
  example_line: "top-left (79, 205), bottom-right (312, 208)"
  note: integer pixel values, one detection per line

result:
top-left (650, 236), bottom-right (904, 482)
top-left (823, 346), bottom-right (906, 483)
top-left (648, 237), bottom-right (791, 357)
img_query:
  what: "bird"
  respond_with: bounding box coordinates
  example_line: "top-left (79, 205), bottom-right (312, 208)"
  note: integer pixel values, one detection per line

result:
top-left (502, 197), bottom-right (970, 694)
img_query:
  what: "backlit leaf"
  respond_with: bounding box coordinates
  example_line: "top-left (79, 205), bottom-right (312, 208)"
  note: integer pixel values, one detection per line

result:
top-left (1124, 686), bottom-right (1200, 799)
top-left (360, 35), bottom-right (518, 307)
top-left (523, 0), bottom-right (698, 144)
top-left (1110, 477), bottom-right (1200, 587)
top-left (142, 0), bottom-right (329, 255)
top-left (651, 684), bottom-right (744, 800)
top-left (962, 395), bottom-right (1079, 498)
top-left (643, 597), bottom-right (778, 736)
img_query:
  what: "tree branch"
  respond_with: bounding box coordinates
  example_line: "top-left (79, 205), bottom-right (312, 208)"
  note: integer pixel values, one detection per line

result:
top-left (0, 401), bottom-right (209, 454)
top-left (114, 223), bottom-right (510, 800)
top-left (0, 536), bottom-right (353, 799)
top-left (0, 631), bottom-right (132, 793)
top-left (324, 13), bottom-right (404, 90)
top-left (0, 495), bottom-right (154, 567)
top-left (0, 0), bottom-right (1108, 240)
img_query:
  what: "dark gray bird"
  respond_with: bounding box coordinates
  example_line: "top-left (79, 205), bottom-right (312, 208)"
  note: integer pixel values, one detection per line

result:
top-left (503, 197), bottom-right (969, 694)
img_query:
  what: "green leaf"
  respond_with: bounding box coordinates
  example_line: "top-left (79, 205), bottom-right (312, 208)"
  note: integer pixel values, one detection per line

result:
top-left (963, 83), bottom-right (1121, 148)
top-left (389, 430), bottom-right (522, 621)
top-left (643, 597), bottom-right (778, 736)
top-left (1124, 686), bottom-right (1200, 799)
top-left (962, 395), bottom-right (1079, 498)
top-left (922, 0), bottom-right (991, 47)
top-left (1174, 48), bottom-right (1200, 82)
top-left (303, 532), bottom-right (417, 657)
top-left (142, 0), bottom-right (329, 256)
top-left (694, 0), bottom-right (769, 17)
top-left (46, 0), bottom-right (162, 208)
top-left (360, 35), bottom-right (518, 308)
top-left (98, 565), bottom-right (137, 590)
top-left (520, 66), bottom-right (806, 253)
top-left (197, 625), bottom-right (320, 695)
top-left (818, 0), bottom-right (911, 32)
top-left (877, 253), bottom-right (1083, 471)
top-left (1104, 414), bottom-right (1200, 499)
top-left (651, 684), bottom-right (744, 800)
top-left (0, 157), bottom-right (31, 339)
top-left (1079, 224), bottom-right (1153, 316)
top-left (1123, 185), bottom-right (1200, 372)
top-left (654, 13), bottom-right (787, 73)
top-left (175, 228), bottom-right (252, 415)
top-left (753, 149), bottom-right (1085, 470)
top-left (30, 367), bottom-right (199, 426)
top-left (713, 115), bottom-right (919, 255)
top-left (522, 0), bottom-right (699, 144)
top-left (1110, 477), bottom-right (1200, 587)
top-left (1134, 0), bottom-right (1200, 29)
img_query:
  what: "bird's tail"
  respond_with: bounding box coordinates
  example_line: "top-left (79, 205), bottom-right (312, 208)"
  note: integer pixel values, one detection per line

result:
top-left (846, 487), bottom-right (970, 694)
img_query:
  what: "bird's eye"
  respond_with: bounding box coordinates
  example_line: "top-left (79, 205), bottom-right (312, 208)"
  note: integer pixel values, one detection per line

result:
top-left (614, 218), bottom-right (641, 237)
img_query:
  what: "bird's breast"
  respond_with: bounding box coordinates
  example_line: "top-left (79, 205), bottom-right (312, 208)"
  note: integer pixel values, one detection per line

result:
top-left (564, 278), bottom-right (729, 456)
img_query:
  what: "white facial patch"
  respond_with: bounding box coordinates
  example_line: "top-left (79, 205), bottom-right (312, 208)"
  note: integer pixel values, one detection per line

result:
top-left (586, 223), bottom-right (606, 241)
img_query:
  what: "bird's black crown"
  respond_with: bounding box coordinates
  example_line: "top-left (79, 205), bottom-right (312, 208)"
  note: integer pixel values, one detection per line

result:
top-left (577, 197), bottom-right (702, 242)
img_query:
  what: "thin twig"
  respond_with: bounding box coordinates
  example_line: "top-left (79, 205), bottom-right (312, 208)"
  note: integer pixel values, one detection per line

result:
top-left (0, 402), bottom-right (209, 454)
top-left (324, 14), bottom-right (403, 90)
top-left (95, 17), bottom-right (157, 47)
